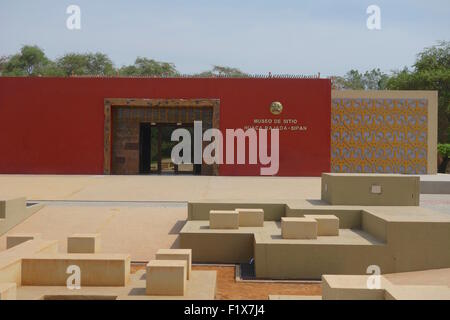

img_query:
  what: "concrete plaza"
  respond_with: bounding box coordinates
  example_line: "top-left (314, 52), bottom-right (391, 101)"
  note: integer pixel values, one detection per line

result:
top-left (1, 174), bottom-right (449, 263)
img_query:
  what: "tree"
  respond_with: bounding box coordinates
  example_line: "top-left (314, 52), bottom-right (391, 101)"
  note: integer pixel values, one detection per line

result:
top-left (39, 61), bottom-right (66, 76)
top-left (86, 53), bottom-right (115, 75)
top-left (344, 69), bottom-right (365, 89)
top-left (119, 57), bottom-right (178, 76)
top-left (56, 53), bottom-right (88, 76)
top-left (56, 52), bottom-right (115, 76)
top-left (363, 68), bottom-right (389, 90)
top-left (332, 68), bottom-right (388, 90)
top-left (2, 45), bottom-right (50, 76)
top-left (387, 41), bottom-right (450, 142)
top-left (0, 55), bottom-right (9, 75)
top-left (196, 65), bottom-right (247, 77)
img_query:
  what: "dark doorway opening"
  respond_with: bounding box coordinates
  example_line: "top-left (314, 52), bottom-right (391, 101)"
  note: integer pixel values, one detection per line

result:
top-left (139, 123), bottom-right (200, 175)
top-left (139, 123), bottom-right (151, 174)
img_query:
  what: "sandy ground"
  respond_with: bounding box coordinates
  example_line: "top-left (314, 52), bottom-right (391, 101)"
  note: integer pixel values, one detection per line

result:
top-left (131, 264), bottom-right (321, 300)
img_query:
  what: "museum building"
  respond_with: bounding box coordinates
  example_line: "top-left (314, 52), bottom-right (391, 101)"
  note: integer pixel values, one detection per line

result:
top-left (0, 77), bottom-right (437, 176)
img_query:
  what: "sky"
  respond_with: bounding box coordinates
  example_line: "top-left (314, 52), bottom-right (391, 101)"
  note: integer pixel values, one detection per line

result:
top-left (0, 0), bottom-right (449, 76)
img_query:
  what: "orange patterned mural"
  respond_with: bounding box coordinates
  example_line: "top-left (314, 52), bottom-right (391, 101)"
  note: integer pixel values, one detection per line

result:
top-left (331, 98), bottom-right (428, 174)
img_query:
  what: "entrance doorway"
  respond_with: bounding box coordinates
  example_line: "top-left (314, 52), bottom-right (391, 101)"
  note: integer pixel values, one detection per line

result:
top-left (139, 123), bottom-right (200, 175)
top-left (105, 98), bottom-right (220, 175)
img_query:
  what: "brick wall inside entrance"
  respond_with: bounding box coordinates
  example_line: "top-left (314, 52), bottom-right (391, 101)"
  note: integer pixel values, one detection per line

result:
top-left (106, 99), bottom-right (220, 175)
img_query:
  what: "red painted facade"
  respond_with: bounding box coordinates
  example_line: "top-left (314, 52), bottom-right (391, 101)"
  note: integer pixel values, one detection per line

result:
top-left (0, 77), bottom-right (330, 176)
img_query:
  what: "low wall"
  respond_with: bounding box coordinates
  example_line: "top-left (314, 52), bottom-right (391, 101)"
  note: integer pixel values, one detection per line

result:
top-left (255, 242), bottom-right (391, 280)
top-left (21, 254), bottom-right (131, 286)
top-left (180, 231), bottom-right (254, 264)
top-left (321, 173), bottom-right (420, 206)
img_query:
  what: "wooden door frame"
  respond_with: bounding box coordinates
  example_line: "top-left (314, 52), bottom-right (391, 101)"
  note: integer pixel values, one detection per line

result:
top-left (103, 98), bottom-right (220, 175)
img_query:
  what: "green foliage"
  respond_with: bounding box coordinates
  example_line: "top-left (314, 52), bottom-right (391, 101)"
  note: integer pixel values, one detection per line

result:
top-left (438, 144), bottom-right (450, 157)
top-left (56, 53), bottom-right (86, 76)
top-left (119, 57), bottom-right (178, 76)
top-left (387, 41), bottom-right (450, 143)
top-left (0, 55), bottom-right (9, 75)
top-left (56, 53), bottom-right (115, 76)
top-left (415, 41), bottom-right (450, 72)
top-left (0, 45), bottom-right (246, 79)
top-left (2, 45), bottom-right (50, 76)
top-left (196, 65), bottom-right (247, 77)
top-left (86, 53), bottom-right (115, 76)
top-left (332, 68), bottom-right (388, 90)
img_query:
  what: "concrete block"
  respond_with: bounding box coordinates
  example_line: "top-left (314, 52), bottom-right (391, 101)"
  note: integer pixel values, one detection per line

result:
top-left (1, 197), bottom-right (42, 237)
top-left (146, 260), bottom-right (187, 296)
top-left (209, 210), bottom-right (239, 229)
top-left (67, 234), bottom-right (101, 253)
top-left (321, 173), bottom-right (420, 206)
top-left (180, 221), bottom-right (254, 264)
top-left (322, 275), bottom-right (386, 300)
top-left (236, 208), bottom-right (264, 227)
top-left (304, 215), bottom-right (339, 236)
top-left (155, 249), bottom-right (192, 279)
top-left (6, 233), bottom-right (42, 249)
top-left (0, 239), bottom-right (58, 285)
top-left (0, 197), bottom-right (26, 219)
top-left (0, 282), bottom-right (16, 300)
top-left (21, 253), bottom-right (130, 286)
top-left (281, 217), bottom-right (317, 239)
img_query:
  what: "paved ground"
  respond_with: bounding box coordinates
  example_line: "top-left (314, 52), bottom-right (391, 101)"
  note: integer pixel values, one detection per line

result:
top-left (0, 204), bottom-right (186, 261)
top-left (0, 175), bottom-right (320, 261)
top-left (0, 175), bottom-right (321, 202)
top-left (420, 194), bottom-right (450, 214)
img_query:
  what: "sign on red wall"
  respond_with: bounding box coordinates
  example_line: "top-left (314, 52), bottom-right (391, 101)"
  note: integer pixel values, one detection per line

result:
top-left (0, 77), bottom-right (330, 176)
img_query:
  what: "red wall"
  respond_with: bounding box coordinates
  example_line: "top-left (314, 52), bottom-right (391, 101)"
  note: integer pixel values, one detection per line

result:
top-left (0, 77), bottom-right (330, 176)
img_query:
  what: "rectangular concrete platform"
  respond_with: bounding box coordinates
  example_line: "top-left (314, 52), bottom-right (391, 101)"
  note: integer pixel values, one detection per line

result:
top-left (180, 203), bottom-right (450, 279)
top-left (322, 269), bottom-right (450, 300)
top-left (420, 174), bottom-right (450, 194)
top-left (14, 269), bottom-right (217, 300)
top-left (321, 173), bottom-right (420, 206)
top-left (21, 253), bottom-right (131, 286)
top-left (0, 239), bottom-right (59, 284)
